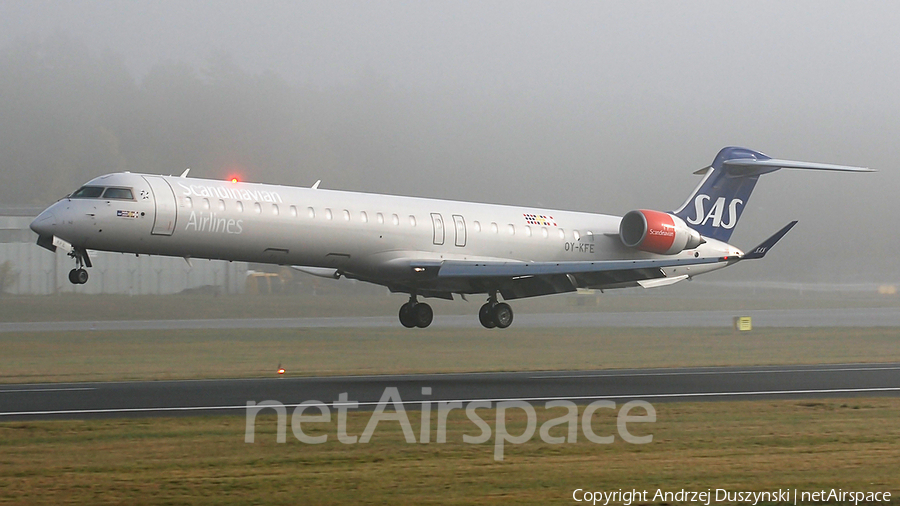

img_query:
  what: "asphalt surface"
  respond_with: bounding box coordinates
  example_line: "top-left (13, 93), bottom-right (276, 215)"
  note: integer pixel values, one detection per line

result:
top-left (2, 307), bottom-right (900, 333)
top-left (2, 363), bottom-right (899, 421)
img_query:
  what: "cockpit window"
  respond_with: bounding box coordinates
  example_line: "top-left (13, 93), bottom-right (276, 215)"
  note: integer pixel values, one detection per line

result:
top-left (70, 186), bottom-right (105, 198)
top-left (102, 187), bottom-right (134, 200)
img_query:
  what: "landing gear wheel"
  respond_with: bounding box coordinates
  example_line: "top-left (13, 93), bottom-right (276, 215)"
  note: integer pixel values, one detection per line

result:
top-left (492, 303), bottom-right (513, 329)
top-left (399, 302), bottom-right (416, 328)
top-left (479, 303), bottom-right (497, 329)
top-left (67, 248), bottom-right (91, 285)
top-left (413, 303), bottom-right (433, 328)
top-left (68, 268), bottom-right (88, 285)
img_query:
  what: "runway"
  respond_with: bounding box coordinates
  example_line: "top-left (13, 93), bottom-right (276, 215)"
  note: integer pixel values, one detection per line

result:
top-left (2, 363), bottom-right (899, 421)
top-left (2, 307), bottom-right (900, 333)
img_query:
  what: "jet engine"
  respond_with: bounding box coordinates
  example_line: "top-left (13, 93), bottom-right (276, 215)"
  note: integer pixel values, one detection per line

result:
top-left (619, 209), bottom-right (704, 255)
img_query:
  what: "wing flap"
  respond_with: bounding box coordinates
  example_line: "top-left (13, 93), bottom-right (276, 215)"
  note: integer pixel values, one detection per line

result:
top-left (638, 274), bottom-right (689, 289)
top-left (499, 274), bottom-right (577, 300)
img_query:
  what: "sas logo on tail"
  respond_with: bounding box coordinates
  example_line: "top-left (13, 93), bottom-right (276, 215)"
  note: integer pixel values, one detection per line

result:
top-left (685, 195), bottom-right (743, 229)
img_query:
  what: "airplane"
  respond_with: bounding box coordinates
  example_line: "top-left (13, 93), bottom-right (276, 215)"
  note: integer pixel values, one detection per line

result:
top-left (29, 147), bottom-right (872, 329)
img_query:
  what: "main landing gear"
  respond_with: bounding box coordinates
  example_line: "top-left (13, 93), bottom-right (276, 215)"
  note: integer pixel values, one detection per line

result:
top-left (398, 294), bottom-right (434, 328)
top-left (397, 291), bottom-right (514, 329)
top-left (67, 248), bottom-right (91, 285)
top-left (478, 292), bottom-right (513, 329)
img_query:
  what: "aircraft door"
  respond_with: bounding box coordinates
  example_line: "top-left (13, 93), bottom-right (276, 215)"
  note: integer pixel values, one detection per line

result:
top-left (143, 176), bottom-right (177, 236)
top-left (452, 215), bottom-right (466, 247)
top-left (431, 213), bottom-right (444, 245)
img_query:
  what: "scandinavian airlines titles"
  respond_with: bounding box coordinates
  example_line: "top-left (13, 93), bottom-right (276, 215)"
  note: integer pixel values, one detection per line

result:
top-left (176, 181), bottom-right (283, 204)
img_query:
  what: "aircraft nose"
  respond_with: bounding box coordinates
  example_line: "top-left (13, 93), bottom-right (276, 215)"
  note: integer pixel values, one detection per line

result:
top-left (30, 209), bottom-right (57, 237)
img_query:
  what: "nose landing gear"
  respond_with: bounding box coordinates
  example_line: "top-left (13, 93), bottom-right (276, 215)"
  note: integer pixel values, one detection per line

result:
top-left (67, 248), bottom-right (91, 285)
top-left (68, 268), bottom-right (88, 284)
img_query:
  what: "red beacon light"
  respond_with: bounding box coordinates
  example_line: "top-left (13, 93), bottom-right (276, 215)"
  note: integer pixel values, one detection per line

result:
top-left (230, 177), bottom-right (239, 183)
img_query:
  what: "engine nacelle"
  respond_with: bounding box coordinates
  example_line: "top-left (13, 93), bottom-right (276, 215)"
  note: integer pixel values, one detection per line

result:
top-left (619, 209), bottom-right (704, 255)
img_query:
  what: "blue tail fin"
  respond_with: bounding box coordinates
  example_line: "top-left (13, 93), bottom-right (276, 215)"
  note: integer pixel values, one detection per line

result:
top-left (672, 147), bottom-right (871, 243)
top-left (672, 147), bottom-right (770, 243)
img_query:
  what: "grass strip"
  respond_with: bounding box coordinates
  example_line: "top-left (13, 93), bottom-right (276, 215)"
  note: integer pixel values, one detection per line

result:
top-left (1, 327), bottom-right (899, 384)
top-left (1, 398), bottom-right (898, 505)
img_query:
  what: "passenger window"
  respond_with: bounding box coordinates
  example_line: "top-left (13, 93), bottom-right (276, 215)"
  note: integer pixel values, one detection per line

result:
top-left (307, 207), bottom-right (315, 218)
top-left (253, 202), bottom-right (262, 214)
top-left (185, 197), bottom-right (193, 208)
top-left (392, 214), bottom-right (400, 226)
top-left (507, 224), bottom-right (515, 235)
top-left (473, 221), bottom-right (481, 232)
top-left (409, 215), bottom-right (417, 226)
top-left (272, 204), bottom-right (279, 216)
top-left (524, 225), bottom-right (532, 237)
top-left (360, 211), bottom-right (368, 223)
top-left (343, 209), bottom-right (350, 221)
top-left (325, 209), bottom-right (333, 220)
top-left (236, 201), bottom-right (243, 212)
top-left (218, 200), bottom-right (226, 211)
top-left (377, 213), bottom-right (384, 224)
top-left (102, 187), bottom-right (134, 200)
top-left (558, 229), bottom-right (565, 239)
top-left (290, 205), bottom-right (298, 217)
top-left (542, 227), bottom-right (549, 238)
top-left (70, 186), bottom-right (105, 198)
top-left (202, 198), bottom-right (210, 210)
top-left (491, 223), bottom-right (498, 234)
top-left (573, 230), bottom-right (580, 241)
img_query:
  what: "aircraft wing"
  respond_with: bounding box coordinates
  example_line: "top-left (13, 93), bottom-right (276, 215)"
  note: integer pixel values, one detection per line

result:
top-left (435, 256), bottom-right (728, 277)
top-left (738, 221), bottom-right (797, 260)
top-left (402, 255), bottom-right (732, 300)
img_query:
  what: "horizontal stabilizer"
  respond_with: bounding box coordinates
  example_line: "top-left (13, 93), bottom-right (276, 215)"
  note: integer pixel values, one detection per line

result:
top-left (723, 157), bottom-right (874, 176)
top-left (740, 221), bottom-right (798, 261)
top-left (693, 158), bottom-right (873, 177)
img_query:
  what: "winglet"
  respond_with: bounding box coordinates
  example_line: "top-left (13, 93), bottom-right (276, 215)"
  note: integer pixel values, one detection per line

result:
top-left (740, 221), bottom-right (798, 260)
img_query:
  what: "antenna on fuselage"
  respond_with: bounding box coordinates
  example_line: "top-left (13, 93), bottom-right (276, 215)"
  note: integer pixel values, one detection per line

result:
top-left (179, 168), bottom-right (190, 178)
top-left (311, 180), bottom-right (321, 189)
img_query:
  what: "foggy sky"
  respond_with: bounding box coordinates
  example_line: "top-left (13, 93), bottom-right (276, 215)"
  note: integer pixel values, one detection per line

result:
top-left (1, 0), bottom-right (897, 283)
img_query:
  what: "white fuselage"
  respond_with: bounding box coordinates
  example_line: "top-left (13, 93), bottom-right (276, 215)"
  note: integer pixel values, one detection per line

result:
top-left (31, 172), bottom-right (739, 291)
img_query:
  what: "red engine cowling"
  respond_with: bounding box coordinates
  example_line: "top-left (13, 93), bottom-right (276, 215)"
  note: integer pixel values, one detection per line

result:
top-left (619, 209), bottom-right (704, 255)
